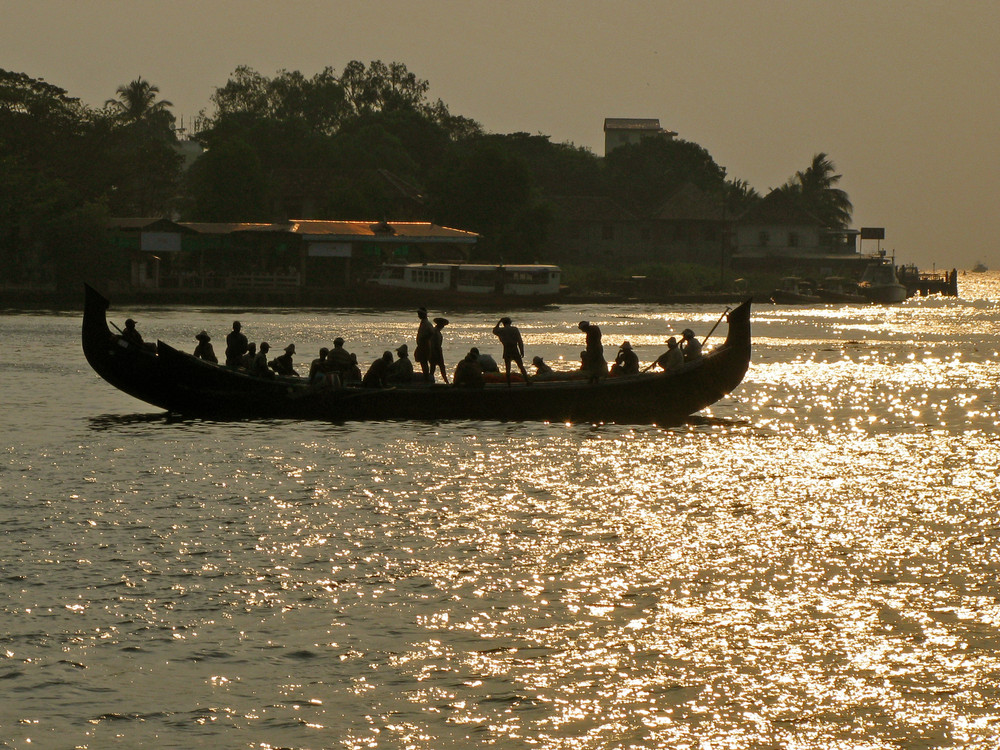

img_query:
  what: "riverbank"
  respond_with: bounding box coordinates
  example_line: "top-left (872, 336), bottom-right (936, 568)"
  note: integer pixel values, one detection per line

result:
top-left (1, 286), bottom-right (756, 311)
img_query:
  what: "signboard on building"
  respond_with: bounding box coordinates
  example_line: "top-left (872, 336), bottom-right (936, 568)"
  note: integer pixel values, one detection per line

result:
top-left (860, 227), bottom-right (885, 240)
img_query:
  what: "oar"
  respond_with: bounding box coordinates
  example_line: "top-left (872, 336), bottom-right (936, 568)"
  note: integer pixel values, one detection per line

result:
top-left (109, 320), bottom-right (124, 334)
top-left (701, 306), bottom-right (731, 346)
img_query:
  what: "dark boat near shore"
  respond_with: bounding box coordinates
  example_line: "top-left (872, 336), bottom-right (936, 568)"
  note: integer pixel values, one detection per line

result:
top-left (82, 284), bottom-right (752, 424)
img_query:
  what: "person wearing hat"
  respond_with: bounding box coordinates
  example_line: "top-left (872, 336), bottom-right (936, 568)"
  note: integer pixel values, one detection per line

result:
top-left (681, 328), bottom-right (703, 362)
top-left (577, 320), bottom-right (607, 383)
top-left (121, 318), bottom-right (144, 347)
top-left (610, 340), bottom-right (638, 376)
top-left (493, 316), bottom-right (531, 386)
top-left (387, 343), bottom-right (415, 384)
top-left (428, 317), bottom-right (449, 384)
top-left (531, 355), bottom-right (554, 376)
top-left (269, 343), bottom-right (299, 377)
top-left (648, 336), bottom-right (684, 373)
top-left (193, 330), bottom-right (218, 363)
top-left (225, 320), bottom-right (248, 367)
top-left (414, 308), bottom-right (434, 382)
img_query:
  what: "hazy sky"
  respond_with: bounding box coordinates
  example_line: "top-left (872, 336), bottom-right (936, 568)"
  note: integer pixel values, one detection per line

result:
top-left (4, 0), bottom-right (998, 269)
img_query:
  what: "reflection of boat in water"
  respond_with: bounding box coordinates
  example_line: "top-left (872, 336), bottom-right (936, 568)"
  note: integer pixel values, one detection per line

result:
top-left (770, 277), bottom-right (821, 304)
top-left (816, 276), bottom-right (866, 303)
top-left (367, 263), bottom-right (562, 305)
top-left (858, 254), bottom-right (908, 304)
top-left (82, 284), bottom-right (752, 425)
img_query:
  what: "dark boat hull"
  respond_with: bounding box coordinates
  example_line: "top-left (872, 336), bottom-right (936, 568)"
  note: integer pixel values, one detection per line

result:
top-left (82, 284), bottom-right (751, 424)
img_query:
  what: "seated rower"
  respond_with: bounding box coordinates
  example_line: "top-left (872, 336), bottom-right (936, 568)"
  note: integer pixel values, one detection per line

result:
top-left (453, 350), bottom-right (485, 388)
top-left (240, 342), bottom-right (257, 370)
top-left (251, 342), bottom-right (275, 378)
top-left (531, 355), bottom-right (553, 376)
top-left (363, 351), bottom-right (394, 388)
top-left (193, 331), bottom-right (218, 363)
top-left (648, 337), bottom-right (684, 373)
top-left (269, 344), bottom-right (299, 376)
top-left (610, 340), bottom-right (638, 376)
top-left (120, 318), bottom-right (156, 352)
top-left (387, 344), bottom-right (414, 384)
top-left (309, 348), bottom-right (329, 384)
top-left (681, 328), bottom-right (703, 361)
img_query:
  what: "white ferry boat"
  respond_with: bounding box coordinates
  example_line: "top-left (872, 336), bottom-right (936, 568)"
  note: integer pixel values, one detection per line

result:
top-left (369, 263), bottom-right (562, 302)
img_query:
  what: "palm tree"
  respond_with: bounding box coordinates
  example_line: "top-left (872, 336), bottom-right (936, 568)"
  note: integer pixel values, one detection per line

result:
top-left (106, 77), bottom-right (174, 128)
top-left (784, 152), bottom-right (853, 228)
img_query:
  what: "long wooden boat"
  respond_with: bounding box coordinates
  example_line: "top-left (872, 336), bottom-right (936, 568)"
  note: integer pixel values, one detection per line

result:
top-left (82, 284), bottom-right (752, 424)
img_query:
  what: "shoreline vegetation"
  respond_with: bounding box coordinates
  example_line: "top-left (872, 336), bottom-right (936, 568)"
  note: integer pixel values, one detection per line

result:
top-left (5, 63), bottom-right (869, 300)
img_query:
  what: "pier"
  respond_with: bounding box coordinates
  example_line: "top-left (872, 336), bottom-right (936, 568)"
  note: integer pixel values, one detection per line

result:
top-left (899, 266), bottom-right (959, 297)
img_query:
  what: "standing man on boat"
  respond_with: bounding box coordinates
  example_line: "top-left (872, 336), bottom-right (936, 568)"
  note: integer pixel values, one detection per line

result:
top-left (225, 321), bottom-right (248, 367)
top-left (414, 307), bottom-right (434, 382)
top-left (429, 317), bottom-right (450, 384)
top-left (578, 320), bottom-right (607, 383)
top-left (493, 317), bottom-right (531, 386)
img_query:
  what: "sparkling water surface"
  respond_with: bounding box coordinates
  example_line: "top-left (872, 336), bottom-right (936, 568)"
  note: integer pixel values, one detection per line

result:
top-left (3, 275), bottom-right (1000, 749)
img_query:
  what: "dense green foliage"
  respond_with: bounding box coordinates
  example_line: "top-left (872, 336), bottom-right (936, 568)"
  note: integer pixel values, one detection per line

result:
top-left (0, 61), bottom-right (853, 288)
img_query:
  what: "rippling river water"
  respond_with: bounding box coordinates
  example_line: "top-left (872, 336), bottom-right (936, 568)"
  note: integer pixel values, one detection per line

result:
top-left (3, 275), bottom-right (1000, 749)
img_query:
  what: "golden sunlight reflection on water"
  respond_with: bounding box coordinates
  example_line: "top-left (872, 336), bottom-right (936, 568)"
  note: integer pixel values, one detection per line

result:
top-left (3, 276), bottom-right (1000, 747)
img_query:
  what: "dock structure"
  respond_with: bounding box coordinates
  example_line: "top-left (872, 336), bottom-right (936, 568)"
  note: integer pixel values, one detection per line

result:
top-left (900, 266), bottom-right (959, 297)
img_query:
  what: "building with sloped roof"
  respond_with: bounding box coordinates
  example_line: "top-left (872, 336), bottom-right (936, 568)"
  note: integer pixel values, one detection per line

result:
top-left (106, 218), bottom-right (478, 299)
top-left (731, 191), bottom-right (861, 275)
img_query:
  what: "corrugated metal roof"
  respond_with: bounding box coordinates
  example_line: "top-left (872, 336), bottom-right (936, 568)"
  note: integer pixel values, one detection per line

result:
top-left (108, 218), bottom-right (479, 242)
top-left (286, 220), bottom-right (478, 242)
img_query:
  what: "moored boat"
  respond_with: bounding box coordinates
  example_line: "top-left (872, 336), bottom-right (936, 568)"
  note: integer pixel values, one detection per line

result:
top-left (82, 284), bottom-right (752, 425)
top-left (816, 276), bottom-right (867, 303)
top-left (770, 277), bottom-right (821, 304)
top-left (858, 254), bottom-right (908, 304)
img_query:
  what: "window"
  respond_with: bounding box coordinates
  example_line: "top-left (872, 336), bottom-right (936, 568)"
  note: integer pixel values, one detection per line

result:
top-left (602, 224), bottom-right (615, 241)
top-left (758, 231), bottom-right (770, 247)
top-left (788, 232), bottom-right (799, 247)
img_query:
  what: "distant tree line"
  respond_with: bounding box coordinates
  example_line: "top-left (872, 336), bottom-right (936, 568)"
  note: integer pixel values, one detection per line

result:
top-left (0, 61), bottom-right (853, 291)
